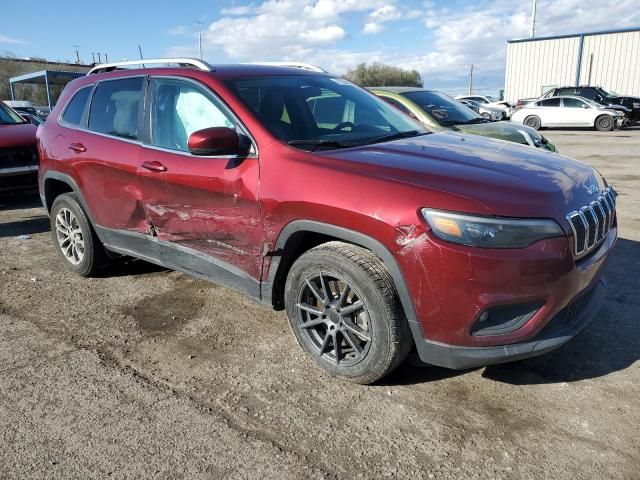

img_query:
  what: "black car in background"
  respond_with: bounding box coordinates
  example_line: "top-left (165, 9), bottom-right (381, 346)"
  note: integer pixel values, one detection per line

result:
top-left (518, 86), bottom-right (640, 123)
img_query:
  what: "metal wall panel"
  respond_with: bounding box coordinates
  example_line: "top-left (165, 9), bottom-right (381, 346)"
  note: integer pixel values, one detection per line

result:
top-left (504, 30), bottom-right (640, 102)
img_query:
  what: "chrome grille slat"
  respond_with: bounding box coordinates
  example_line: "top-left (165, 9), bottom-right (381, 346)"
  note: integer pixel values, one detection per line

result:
top-left (566, 187), bottom-right (616, 256)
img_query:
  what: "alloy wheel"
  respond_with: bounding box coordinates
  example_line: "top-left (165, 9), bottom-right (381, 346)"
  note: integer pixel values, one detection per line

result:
top-left (296, 272), bottom-right (372, 366)
top-left (55, 207), bottom-right (85, 265)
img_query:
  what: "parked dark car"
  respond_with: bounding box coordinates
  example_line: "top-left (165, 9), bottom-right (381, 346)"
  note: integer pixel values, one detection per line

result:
top-left (0, 101), bottom-right (39, 192)
top-left (518, 86), bottom-right (640, 123)
top-left (38, 59), bottom-right (616, 384)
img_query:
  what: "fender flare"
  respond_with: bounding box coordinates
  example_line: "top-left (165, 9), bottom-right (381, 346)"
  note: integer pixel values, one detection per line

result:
top-left (41, 171), bottom-right (98, 227)
top-left (264, 220), bottom-right (425, 343)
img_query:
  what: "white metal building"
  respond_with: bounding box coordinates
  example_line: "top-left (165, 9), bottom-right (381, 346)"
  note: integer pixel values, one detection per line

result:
top-left (504, 27), bottom-right (640, 102)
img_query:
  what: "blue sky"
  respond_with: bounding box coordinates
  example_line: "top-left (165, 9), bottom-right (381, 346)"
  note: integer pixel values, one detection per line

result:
top-left (2, 0), bottom-right (638, 95)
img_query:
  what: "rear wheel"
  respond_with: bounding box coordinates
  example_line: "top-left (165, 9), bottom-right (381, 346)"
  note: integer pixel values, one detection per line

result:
top-left (524, 115), bottom-right (541, 130)
top-left (284, 242), bottom-right (412, 384)
top-left (595, 115), bottom-right (614, 131)
top-left (50, 193), bottom-right (107, 276)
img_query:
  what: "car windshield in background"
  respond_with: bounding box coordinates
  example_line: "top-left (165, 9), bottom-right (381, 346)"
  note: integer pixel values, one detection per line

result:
top-left (0, 102), bottom-right (26, 125)
top-left (403, 91), bottom-right (482, 126)
top-left (225, 75), bottom-right (428, 150)
top-left (485, 96), bottom-right (499, 102)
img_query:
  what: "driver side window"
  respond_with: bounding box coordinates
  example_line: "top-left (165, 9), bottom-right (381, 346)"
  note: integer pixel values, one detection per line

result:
top-left (150, 78), bottom-right (234, 152)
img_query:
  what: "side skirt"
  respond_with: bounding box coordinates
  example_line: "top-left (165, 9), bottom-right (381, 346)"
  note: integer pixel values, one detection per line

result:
top-left (95, 226), bottom-right (265, 304)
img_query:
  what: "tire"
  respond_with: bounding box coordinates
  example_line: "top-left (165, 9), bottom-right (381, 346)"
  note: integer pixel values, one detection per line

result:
top-left (50, 193), bottom-right (107, 277)
top-left (524, 115), bottom-right (541, 130)
top-left (595, 115), bottom-right (614, 132)
top-left (284, 241), bottom-right (412, 384)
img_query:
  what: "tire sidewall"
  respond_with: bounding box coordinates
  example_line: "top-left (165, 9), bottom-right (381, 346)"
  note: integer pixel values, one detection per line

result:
top-left (596, 115), bottom-right (613, 131)
top-left (50, 193), bottom-right (97, 276)
top-left (524, 116), bottom-right (541, 130)
top-left (285, 249), bottom-right (394, 381)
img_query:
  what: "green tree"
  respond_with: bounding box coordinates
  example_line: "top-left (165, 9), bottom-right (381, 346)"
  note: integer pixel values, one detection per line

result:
top-left (343, 62), bottom-right (423, 88)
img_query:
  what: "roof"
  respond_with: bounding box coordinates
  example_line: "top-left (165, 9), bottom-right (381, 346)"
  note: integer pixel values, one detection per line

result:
top-left (9, 70), bottom-right (86, 85)
top-left (367, 86), bottom-right (430, 93)
top-left (508, 26), bottom-right (640, 44)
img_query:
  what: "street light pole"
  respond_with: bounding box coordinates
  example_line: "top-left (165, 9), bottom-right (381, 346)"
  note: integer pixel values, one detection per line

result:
top-left (468, 64), bottom-right (474, 95)
top-left (195, 21), bottom-right (203, 60)
top-left (530, 0), bottom-right (537, 39)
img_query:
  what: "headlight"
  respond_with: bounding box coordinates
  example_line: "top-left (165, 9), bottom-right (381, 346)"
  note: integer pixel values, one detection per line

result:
top-left (421, 209), bottom-right (564, 248)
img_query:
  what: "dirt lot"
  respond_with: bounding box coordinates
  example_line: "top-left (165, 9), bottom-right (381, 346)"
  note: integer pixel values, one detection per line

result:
top-left (1, 128), bottom-right (639, 480)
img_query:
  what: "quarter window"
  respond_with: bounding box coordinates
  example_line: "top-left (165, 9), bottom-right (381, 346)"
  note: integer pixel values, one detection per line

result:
top-left (88, 77), bottom-right (144, 140)
top-left (61, 86), bottom-right (92, 126)
top-left (150, 78), bottom-right (234, 152)
top-left (539, 98), bottom-right (561, 107)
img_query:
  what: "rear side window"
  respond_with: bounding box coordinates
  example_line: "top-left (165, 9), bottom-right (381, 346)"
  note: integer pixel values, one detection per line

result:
top-left (88, 77), bottom-right (144, 139)
top-left (61, 86), bottom-right (92, 126)
top-left (539, 98), bottom-right (561, 107)
top-left (557, 88), bottom-right (575, 96)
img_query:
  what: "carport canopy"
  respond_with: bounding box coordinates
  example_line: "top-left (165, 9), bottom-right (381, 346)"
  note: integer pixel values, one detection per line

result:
top-left (9, 70), bottom-right (86, 110)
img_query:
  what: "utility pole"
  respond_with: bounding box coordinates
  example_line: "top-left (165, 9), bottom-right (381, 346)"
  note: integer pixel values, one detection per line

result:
top-left (195, 21), bottom-right (203, 60)
top-left (530, 0), bottom-right (537, 39)
top-left (97, 52), bottom-right (102, 63)
top-left (104, 53), bottom-right (108, 63)
top-left (138, 45), bottom-right (145, 68)
top-left (91, 52), bottom-right (96, 64)
top-left (73, 45), bottom-right (81, 64)
top-left (468, 64), bottom-right (474, 95)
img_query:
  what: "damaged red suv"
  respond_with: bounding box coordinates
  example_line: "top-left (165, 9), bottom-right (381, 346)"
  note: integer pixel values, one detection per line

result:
top-left (38, 59), bottom-right (617, 384)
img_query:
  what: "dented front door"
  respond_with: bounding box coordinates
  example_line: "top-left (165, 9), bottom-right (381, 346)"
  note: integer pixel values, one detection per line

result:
top-left (138, 77), bottom-right (262, 279)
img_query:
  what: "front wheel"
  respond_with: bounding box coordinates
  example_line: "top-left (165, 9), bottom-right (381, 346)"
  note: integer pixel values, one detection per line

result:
top-left (524, 115), bottom-right (541, 130)
top-left (284, 242), bottom-right (412, 384)
top-left (595, 115), bottom-right (614, 131)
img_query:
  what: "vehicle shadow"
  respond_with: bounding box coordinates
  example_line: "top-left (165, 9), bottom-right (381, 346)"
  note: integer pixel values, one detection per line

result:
top-left (383, 237), bottom-right (639, 386)
top-left (0, 215), bottom-right (50, 238)
top-left (98, 257), bottom-right (169, 278)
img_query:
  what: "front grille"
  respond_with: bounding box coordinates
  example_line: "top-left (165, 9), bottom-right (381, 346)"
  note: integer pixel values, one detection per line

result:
top-left (0, 146), bottom-right (38, 169)
top-left (566, 187), bottom-right (616, 255)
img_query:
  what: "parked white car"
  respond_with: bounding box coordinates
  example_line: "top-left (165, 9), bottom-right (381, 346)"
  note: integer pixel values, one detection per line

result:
top-left (458, 99), bottom-right (502, 121)
top-left (456, 95), bottom-right (512, 118)
top-left (511, 96), bottom-right (625, 131)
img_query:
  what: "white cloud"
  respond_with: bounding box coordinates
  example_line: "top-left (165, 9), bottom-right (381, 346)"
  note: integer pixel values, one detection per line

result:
top-left (0, 34), bottom-right (24, 44)
top-left (363, 22), bottom-right (383, 34)
top-left (168, 25), bottom-right (190, 36)
top-left (166, 0), bottom-right (639, 91)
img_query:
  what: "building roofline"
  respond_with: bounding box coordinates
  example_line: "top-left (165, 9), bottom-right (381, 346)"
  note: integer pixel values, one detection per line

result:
top-left (508, 26), bottom-right (640, 44)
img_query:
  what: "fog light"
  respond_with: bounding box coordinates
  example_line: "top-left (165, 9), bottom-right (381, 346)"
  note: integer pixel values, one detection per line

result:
top-left (471, 301), bottom-right (543, 336)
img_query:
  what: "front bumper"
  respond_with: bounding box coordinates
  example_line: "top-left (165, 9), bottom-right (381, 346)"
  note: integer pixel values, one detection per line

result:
top-left (414, 278), bottom-right (606, 369)
top-left (0, 166), bottom-right (38, 192)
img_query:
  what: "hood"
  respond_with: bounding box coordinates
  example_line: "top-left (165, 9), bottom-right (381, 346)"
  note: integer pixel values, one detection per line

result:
top-left (454, 121), bottom-right (544, 147)
top-left (0, 123), bottom-right (37, 149)
top-left (319, 131), bottom-right (602, 225)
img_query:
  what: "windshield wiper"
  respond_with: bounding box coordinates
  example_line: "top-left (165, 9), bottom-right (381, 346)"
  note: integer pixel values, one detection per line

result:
top-left (362, 130), bottom-right (429, 146)
top-left (287, 139), bottom-right (358, 151)
top-left (456, 118), bottom-right (490, 125)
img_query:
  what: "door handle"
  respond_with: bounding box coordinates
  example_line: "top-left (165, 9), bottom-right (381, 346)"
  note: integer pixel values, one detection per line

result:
top-left (68, 143), bottom-right (86, 153)
top-left (141, 160), bottom-right (167, 173)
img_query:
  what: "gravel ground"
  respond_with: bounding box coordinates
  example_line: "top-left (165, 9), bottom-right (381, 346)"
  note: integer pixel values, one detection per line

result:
top-left (1, 128), bottom-right (639, 480)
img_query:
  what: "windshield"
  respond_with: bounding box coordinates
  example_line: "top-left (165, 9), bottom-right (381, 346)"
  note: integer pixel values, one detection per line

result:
top-left (485, 95), bottom-right (498, 102)
top-left (225, 75), bottom-right (428, 150)
top-left (581, 97), bottom-right (604, 108)
top-left (402, 91), bottom-right (482, 126)
top-left (0, 102), bottom-right (26, 125)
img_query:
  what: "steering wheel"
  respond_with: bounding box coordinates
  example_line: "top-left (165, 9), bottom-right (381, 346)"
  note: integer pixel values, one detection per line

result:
top-left (333, 121), bottom-right (354, 131)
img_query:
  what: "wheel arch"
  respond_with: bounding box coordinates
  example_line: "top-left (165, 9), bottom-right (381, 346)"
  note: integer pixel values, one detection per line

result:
top-left (263, 220), bottom-right (424, 343)
top-left (42, 172), bottom-right (97, 226)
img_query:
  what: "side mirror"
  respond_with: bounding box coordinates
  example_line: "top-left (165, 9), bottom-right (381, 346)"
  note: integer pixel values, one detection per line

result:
top-left (187, 127), bottom-right (250, 156)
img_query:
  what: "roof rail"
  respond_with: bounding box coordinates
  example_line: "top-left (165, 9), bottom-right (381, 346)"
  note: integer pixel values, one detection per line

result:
top-left (88, 58), bottom-right (213, 75)
top-left (246, 62), bottom-right (328, 73)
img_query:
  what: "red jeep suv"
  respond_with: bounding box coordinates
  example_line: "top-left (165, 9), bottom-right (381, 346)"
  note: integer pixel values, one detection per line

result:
top-left (38, 59), bottom-right (617, 384)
